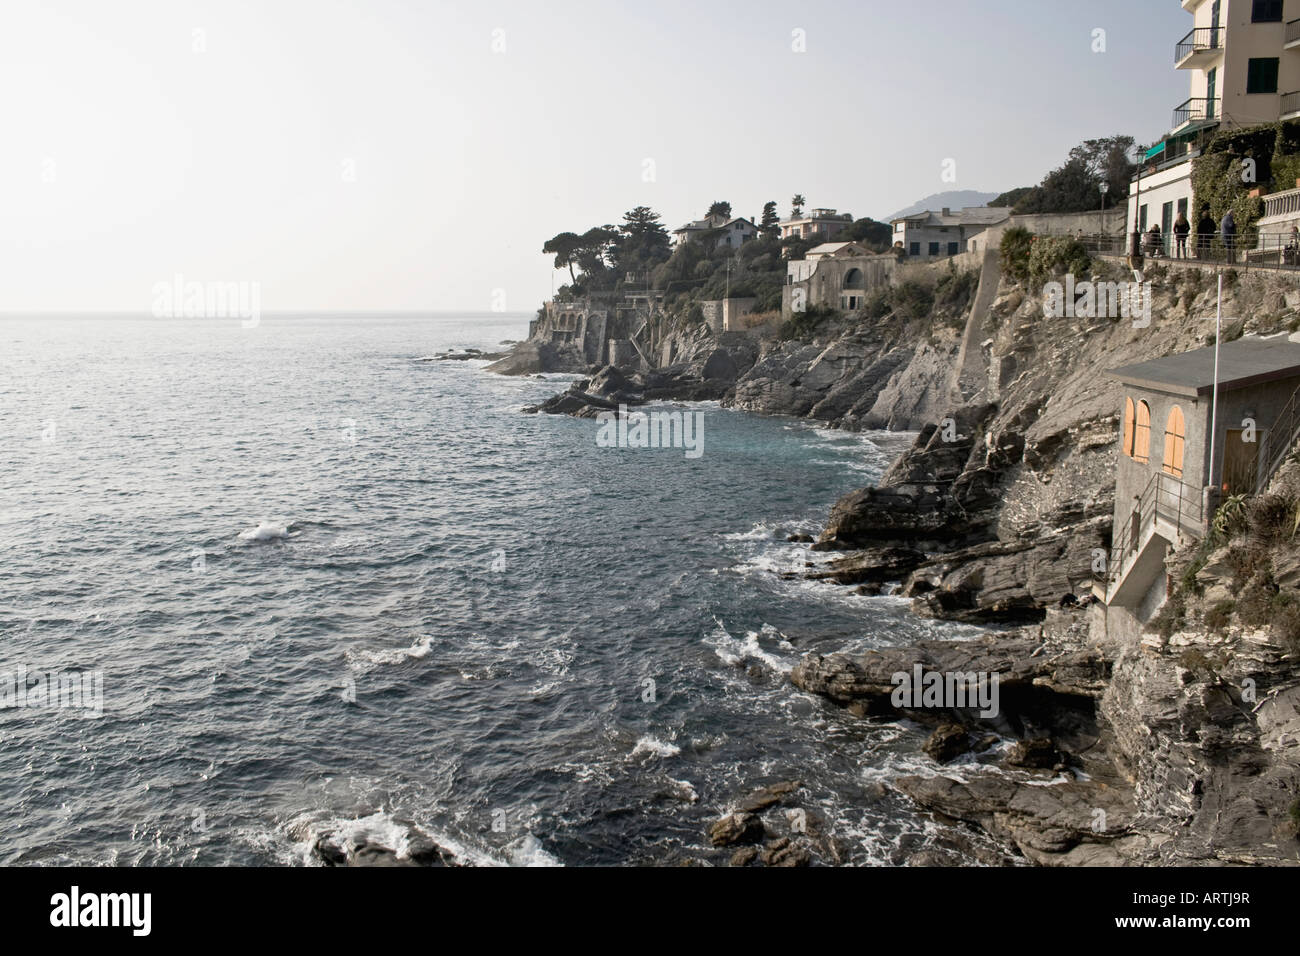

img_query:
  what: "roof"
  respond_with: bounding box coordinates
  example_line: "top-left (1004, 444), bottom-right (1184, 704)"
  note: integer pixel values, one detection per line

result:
top-left (891, 206), bottom-right (1011, 227)
top-left (674, 215), bottom-right (755, 234)
top-left (807, 241), bottom-right (872, 258)
top-left (1106, 337), bottom-right (1300, 397)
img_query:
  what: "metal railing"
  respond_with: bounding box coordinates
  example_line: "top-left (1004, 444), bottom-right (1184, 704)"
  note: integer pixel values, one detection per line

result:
top-left (1288, 17), bottom-right (1300, 45)
top-left (1284, 91), bottom-right (1300, 118)
top-left (1257, 379), bottom-right (1300, 493)
top-left (1173, 97), bottom-right (1219, 128)
top-left (1097, 471), bottom-right (1204, 587)
top-left (1077, 231), bottom-right (1300, 272)
top-left (1175, 27), bottom-right (1222, 64)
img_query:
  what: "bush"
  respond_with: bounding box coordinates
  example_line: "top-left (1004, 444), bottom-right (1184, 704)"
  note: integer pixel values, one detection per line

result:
top-left (1237, 572), bottom-right (1280, 627)
top-left (1000, 227), bottom-right (1034, 283)
top-left (935, 268), bottom-right (979, 309)
top-left (779, 305), bottom-right (838, 341)
top-left (1204, 600), bottom-right (1236, 632)
top-left (1247, 493), bottom-right (1297, 541)
top-left (1273, 594), bottom-right (1300, 653)
top-left (891, 280), bottom-right (936, 322)
top-left (1150, 593), bottom-right (1187, 639)
top-left (1027, 236), bottom-right (1090, 284)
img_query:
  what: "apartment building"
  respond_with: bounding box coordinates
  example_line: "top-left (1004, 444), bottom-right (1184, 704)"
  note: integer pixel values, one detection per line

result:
top-left (1127, 0), bottom-right (1300, 243)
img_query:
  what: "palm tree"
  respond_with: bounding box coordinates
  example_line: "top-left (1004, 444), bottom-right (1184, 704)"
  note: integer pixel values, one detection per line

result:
top-left (791, 194), bottom-right (806, 218)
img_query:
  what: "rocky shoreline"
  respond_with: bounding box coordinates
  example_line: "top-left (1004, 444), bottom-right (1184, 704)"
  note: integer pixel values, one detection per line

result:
top-left (487, 261), bottom-right (1300, 866)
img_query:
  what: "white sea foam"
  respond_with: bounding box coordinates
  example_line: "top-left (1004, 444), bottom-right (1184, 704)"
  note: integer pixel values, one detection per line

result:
top-left (346, 635), bottom-right (434, 673)
top-left (238, 521), bottom-right (290, 542)
top-left (631, 735), bottom-right (681, 759)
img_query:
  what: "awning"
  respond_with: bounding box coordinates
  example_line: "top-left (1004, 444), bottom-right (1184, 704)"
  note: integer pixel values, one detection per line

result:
top-left (1145, 142), bottom-right (1167, 161)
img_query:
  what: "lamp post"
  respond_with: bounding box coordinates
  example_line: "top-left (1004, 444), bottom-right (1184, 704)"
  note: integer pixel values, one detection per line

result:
top-left (1126, 143), bottom-right (1152, 281)
top-left (1100, 181), bottom-right (1109, 249)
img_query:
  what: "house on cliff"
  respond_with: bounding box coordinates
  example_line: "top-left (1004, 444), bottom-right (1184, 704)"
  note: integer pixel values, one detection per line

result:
top-left (672, 214), bottom-right (758, 249)
top-left (890, 206), bottom-right (1011, 260)
top-left (1098, 336), bottom-right (1300, 637)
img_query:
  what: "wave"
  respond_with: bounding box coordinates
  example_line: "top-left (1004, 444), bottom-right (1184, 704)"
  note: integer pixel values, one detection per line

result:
top-left (238, 521), bottom-right (291, 542)
top-left (631, 735), bottom-right (681, 759)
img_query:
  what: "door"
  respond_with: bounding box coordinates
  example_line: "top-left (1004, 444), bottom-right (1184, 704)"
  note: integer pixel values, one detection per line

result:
top-left (1223, 428), bottom-right (1260, 495)
top-left (1207, 67), bottom-right (1218, 119)
top-left (1162, 202), bottom-right (1174, 255)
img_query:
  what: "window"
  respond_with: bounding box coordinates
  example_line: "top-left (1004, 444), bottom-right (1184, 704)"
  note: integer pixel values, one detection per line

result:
top-left (1207, 67), bottom-right (1217, 118)
top-left (909, 242), bottom-right (920, 256)
top-left (1252, 0), bottom-right (1282, 22)
top-left (1163, 406), bottom-right (1186, 478)
top-left (947, 242), bottom-right (959, 256)
top-left (1139, 204), bottom-right (1149, 232)
top-left (928, 242), bottom-right (940, 256)
top-left (1122, 397), bottom-right (1136, 457)
top-left (1247, 57), bottom-right (1279, 94)
top-left (1134, 401), bottom-right (1152, 464)
top-left (1178, 197), bottom-right (1189, 219)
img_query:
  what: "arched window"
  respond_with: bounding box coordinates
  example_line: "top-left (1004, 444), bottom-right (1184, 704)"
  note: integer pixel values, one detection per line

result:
top-left (1133, 401), bottom-right (1152, 464)
top-left (843, 268), bottom-right (864, 289)
top-left (1122, 397), bottom-right (1136, 457)
top-left (1163, 405), bottom-right (1186, 478)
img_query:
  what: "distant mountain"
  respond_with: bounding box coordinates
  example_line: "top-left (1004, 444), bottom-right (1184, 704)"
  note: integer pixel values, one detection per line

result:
top-left (884, 190), bottom-right (1004, 221)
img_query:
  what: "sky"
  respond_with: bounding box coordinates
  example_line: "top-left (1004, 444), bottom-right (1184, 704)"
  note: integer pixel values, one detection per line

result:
top-left (0, 0), bottom-right (1190, 314)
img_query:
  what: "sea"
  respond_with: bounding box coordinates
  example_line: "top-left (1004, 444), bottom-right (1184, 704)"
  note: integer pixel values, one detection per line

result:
top-left (0, 312), bottom-right (994, 866)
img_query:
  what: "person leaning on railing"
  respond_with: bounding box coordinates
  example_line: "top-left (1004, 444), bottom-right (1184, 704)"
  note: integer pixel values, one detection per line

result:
top-left (1173, 212), bottom-right (1190, 259)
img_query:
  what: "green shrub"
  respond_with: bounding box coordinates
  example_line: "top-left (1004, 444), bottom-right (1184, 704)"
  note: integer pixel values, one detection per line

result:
top-left (891, 280), bottom-right (935, 322)
top-left (1000, 227), bottom-right (1034, 282)
top-left (779, 305), bottom-right (837, 341)
top-left (1237, 572), bottom-right (1280, 627)
top-left (1248, 493), bottom-right (1297, 541)
top-left (1204, 600), bottom-right (1237, 632)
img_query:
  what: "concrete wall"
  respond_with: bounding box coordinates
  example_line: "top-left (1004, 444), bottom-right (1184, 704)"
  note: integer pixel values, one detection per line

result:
top-left (1010, 209), bottom-right (1128, 237)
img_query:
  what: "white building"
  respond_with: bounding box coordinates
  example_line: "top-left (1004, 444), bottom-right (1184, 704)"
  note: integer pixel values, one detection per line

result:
top-left (672, 214), bottom-right (758, 249)
top-left (1128, 0), bottom-right (1300, 247)
top-left (890, 207), bottom-right (1011, 259)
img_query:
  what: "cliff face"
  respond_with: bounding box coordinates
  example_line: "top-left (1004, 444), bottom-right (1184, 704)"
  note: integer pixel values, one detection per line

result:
top-left (781, 261), bottom-right (1300, 866)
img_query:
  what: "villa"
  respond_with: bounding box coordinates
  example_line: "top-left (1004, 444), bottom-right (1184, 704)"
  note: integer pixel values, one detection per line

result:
top-left (672, 214), bottom-right (758, 249)
top-left (779, 208), bottom-right (854, 242)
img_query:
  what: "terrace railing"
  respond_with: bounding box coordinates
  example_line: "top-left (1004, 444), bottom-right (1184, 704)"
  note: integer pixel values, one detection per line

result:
top-left (1173, 97), bottom-right (1219, 128)
top-left (1175, 27), bottom-right (1222, 64)
top-left (1097, 471), bottom-right (1204, 589)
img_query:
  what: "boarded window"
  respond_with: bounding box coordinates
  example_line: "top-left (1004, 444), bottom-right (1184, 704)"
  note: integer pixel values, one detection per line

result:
top-left (1163, 406), bottom-right (1186, 478)
top-left (1122, 397), bottom-right (1136, 457)
top-left (1134, 401), bottom-right (1151, 463)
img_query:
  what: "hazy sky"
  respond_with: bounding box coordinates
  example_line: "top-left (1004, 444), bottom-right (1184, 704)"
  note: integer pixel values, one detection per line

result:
top-left (1, 0), bottom-right (1188, 314)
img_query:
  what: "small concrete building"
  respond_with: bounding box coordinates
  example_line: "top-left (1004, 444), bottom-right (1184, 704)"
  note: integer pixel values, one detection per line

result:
top-left (782, 246), bottom-right (894, 317)
top-left (1099, 337), bottom-right (1300, 634)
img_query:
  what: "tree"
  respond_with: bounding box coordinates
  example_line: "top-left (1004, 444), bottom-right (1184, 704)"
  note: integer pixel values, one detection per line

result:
top-left (542, 231), bottom-right (582, 282)
top-left (706, 201), bottom-right (732, 220)
top-left (832, 217), bottom-right (892, 251)
top-left (1005, 135), bottom-right (1140, 214)
top-left (610, 206), bottom-right (671, 273)
top-left (760, 201), bottom-right (780, 239)
top-left (574, 226), bottom-right (617, 277)
top-left (791, 194), bottom-right (806, 217)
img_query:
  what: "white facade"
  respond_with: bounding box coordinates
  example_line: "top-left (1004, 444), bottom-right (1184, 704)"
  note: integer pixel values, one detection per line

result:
top-left (890, 207), bottom-right (1011, 260)
top-left (779, 208), bottom-right (853, 241)
top-left (1128, 0), bottom-right (1300, 246)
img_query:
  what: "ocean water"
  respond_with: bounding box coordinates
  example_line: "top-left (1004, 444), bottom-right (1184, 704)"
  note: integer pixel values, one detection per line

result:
top-left (0, 313), bottom-right (991, 866)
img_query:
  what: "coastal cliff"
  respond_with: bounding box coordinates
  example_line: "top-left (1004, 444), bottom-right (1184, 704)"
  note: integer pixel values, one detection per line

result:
top-left (495, 254), bottom-right (1300, 865)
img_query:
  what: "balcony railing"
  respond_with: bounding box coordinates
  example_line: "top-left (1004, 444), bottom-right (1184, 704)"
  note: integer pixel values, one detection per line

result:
top-left (1283, 90), bottom-right (1300, 117)
top-left (1173, 97), bottom-right (1219, 128)
top-left (1288, 17), bottom-right (1300, 46)
top-left (1174, 27), bottom-right (1222, 64)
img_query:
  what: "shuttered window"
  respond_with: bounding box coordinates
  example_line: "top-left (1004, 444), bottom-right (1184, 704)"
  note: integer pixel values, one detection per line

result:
top-left (1134, 401), bottom-right (1152, 464)
top-left (1163, 406), bottom-right (1186, 478)
top-left (1122, 397), bottom-right (1136, 457)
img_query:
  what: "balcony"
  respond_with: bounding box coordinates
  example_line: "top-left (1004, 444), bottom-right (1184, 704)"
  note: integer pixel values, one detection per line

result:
top-left (1288, 18), bottom-right (1300, 50)
top-left (1174, 27), bottom-right (1223, 68)
top-left (1172, 97), bottom-right (1219, 129)
top-left (1284, 91), bottom-right (1300, 119)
